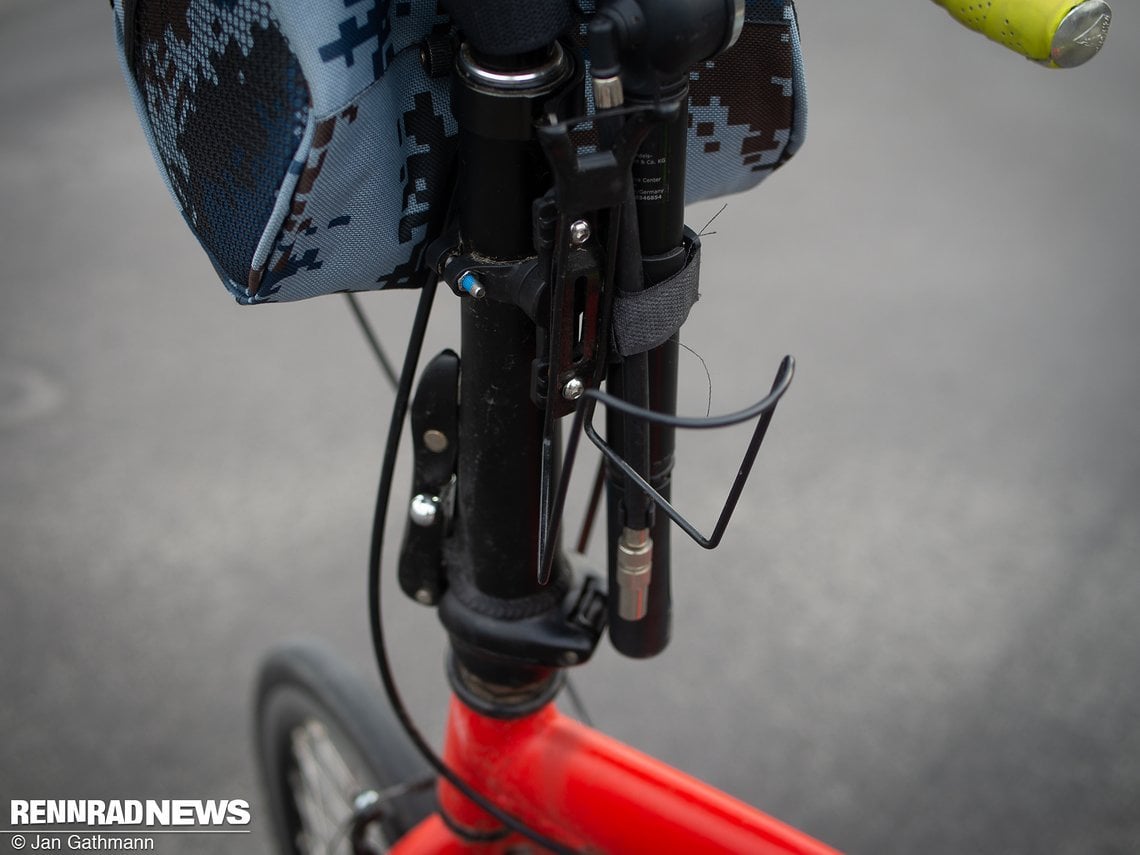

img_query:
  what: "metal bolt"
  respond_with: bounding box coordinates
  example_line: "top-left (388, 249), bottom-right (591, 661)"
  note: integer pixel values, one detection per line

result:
top-left (458, 271), bottom-right (485, 299)
top-left (353, 790), bottom-right (380, 813)
top-left (409, 493), bottom-right (439, 527)
top-left (569, 219), bottom-right (591, 246)
top-left (423, 429), bottom-right (449, 453)
top-left (414, 588), bottom-right (435, 606)
top-left (561, 651), bottom-right (580, 666)
top-left (562, 377), bottom-right (585, 401)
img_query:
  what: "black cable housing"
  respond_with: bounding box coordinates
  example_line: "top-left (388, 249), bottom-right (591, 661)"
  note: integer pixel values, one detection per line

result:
top-left (344, 293), bottom-right (398, 389)
top-left (365, 279), bottom-right (580, 855)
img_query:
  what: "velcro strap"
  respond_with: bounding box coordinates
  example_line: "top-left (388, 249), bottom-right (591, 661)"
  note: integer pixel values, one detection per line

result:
top-left (611, 237), bottom-right (701, 357)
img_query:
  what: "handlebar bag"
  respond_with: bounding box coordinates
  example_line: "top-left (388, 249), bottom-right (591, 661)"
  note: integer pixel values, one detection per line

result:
top-left (111, 0), bottom-right (805, 304)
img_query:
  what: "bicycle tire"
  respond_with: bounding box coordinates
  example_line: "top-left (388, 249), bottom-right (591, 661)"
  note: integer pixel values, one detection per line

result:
top-left (254, 640), bottom-right (437, 854)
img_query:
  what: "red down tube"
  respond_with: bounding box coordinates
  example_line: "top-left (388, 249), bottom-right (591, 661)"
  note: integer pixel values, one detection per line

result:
top-left (390, 697), bottom-right (840, 854)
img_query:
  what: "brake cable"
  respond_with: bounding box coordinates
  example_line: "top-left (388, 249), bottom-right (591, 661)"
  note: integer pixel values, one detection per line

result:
top-left (358, 280), bottom-right (581, 855)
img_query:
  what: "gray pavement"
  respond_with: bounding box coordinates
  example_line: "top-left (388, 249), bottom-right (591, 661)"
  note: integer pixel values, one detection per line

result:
top-left (2, 2), bottom-right (1138, 853)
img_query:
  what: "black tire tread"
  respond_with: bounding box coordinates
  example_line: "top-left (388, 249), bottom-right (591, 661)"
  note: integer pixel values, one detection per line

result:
top-left (254, 639), bottom-right (436, 853)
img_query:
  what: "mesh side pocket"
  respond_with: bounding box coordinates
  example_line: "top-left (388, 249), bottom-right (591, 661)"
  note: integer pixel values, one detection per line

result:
top-left (128, 0), bottom-right (310, 290)
top-left (685, 0), bottom-right (806, 202)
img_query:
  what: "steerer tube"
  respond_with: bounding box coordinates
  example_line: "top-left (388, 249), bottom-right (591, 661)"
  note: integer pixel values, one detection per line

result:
top-left (436, 34), bottom-right (590, 708)
top-left (450, 43), bottom-right (567, 599)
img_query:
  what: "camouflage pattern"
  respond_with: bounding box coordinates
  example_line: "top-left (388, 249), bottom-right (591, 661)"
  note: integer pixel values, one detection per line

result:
top-left (123, 0), bottom-right (311, 297)
top-left (686, 0), bottom-right (807, 201)
top-left (574, 0), bottom-right (807, 204)
top-left (112, 0), bottom-right (805, 304)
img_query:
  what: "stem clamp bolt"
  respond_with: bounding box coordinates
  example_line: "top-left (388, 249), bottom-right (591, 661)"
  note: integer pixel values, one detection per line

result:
top-left (458, 271), bottom-right (486, 299)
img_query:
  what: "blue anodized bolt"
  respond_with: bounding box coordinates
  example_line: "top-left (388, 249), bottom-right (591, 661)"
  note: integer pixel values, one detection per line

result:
top-left (458, 271), bottom-right (486, 299)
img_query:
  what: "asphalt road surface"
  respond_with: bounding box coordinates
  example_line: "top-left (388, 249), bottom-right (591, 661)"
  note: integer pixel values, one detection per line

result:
top-left (2, 2), bottom-right (1138, 853)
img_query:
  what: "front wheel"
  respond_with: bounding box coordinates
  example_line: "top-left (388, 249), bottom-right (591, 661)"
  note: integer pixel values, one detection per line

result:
top-left (254, 641), bottom-right (436, 854)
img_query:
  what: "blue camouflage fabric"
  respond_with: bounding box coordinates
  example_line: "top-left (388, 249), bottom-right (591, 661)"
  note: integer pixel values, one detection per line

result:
top-left (686, 0), bottom-right (807, 200)
top-left (112, 0), bottom-right (805, 305)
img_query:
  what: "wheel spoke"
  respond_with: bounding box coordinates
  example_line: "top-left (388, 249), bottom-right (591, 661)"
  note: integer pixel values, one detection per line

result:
top-left (287, 718), bottom-right (394, 854)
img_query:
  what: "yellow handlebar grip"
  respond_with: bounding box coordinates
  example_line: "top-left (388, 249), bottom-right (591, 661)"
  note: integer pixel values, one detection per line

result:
top-left (933, 0), bottom-right (1112, 67)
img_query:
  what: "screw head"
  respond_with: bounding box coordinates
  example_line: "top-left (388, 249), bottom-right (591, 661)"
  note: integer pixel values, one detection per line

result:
top-left (569, 219), bottom-right (591, 246)
top-left (409, 494), bottom-right (438, 527)
top-left (562, 377), bottom-right (585, 401)
top-left (414, 588), bottom-right (435, 606)
top-left (458, 271), bottom-right (485, 299)
top-left (423, 429), bottom-right (449, 453)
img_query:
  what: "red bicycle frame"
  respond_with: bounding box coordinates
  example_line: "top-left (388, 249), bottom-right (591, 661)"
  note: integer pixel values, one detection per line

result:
top-left (390, 697), bottom-right (838, 854)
